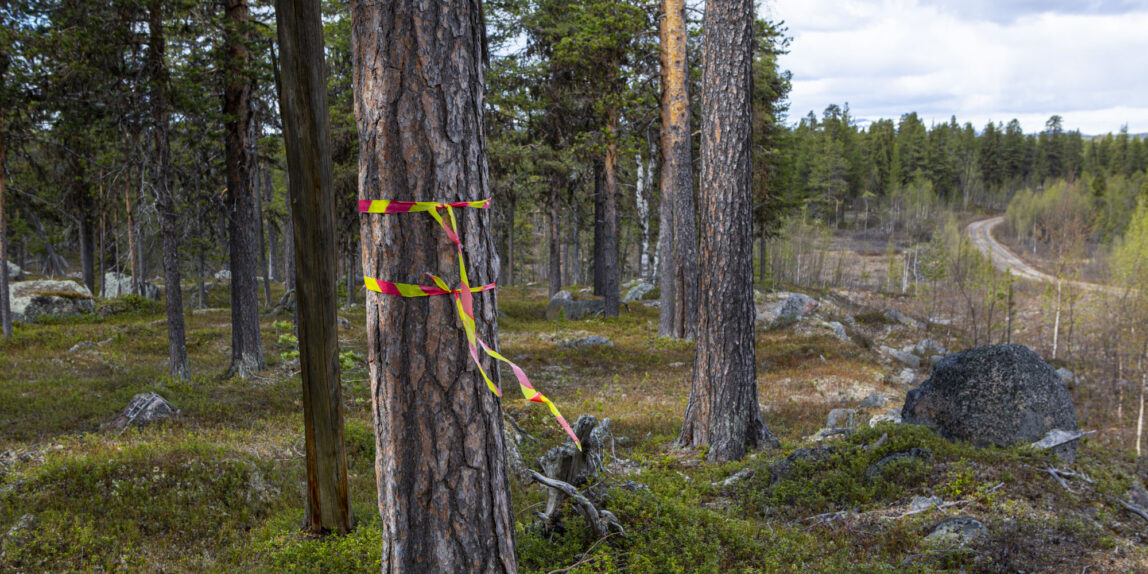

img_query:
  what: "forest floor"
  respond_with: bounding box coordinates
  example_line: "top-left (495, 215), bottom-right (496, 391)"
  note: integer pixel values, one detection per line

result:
top-left (2, 283), bottom-right (1147, 572)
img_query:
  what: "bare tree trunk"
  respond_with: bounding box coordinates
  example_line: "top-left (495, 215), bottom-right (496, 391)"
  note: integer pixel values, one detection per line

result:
top-left (224, 0), bottom-right (265, 378)
top-left (593, 162), bottom-right (605, 296)
top-left (266, 168), bottom-right (280, 283)
top-left (0, 133), bottom-right (10, 337)
top-left (659, 0), bottom-right (698, 339)
top-left (124, 161), bottom-right (140, 296)
top-left (256, 162), bottom-right (272, 307)
top-left (351, 0), bottom-right (517, 570)
top-left (148, 0), bottom-right (191, 380)
top-left (678, 0), bottom-right (774, 462)
top-left (275, 0), bottom-right (354, 533)
top-left (1052, 279), bottom-right (1062, 360)
top-left (548, 173), bottom-right (562, 297)
top-left (602, 107), bottom-right (620, 317)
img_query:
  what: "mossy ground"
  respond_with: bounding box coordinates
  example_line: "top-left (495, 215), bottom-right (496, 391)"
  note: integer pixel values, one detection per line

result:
top-left (1, 285), bottom-right (1145, 572)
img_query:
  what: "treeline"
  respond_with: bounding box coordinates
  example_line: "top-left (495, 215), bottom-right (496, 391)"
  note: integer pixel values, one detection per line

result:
top-left (778, 108), bottom-right (1148, 235)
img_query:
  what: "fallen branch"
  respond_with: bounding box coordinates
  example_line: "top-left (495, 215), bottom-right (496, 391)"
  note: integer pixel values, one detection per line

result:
top-left (1111, 496), bottom-right (1148, 524)
top-left (528, 469), bottom-right (625, 539)
top-left (1046, 468), bottom-right (1078, 494)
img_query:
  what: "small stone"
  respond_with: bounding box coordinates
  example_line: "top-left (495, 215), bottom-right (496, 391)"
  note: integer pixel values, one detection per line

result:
top-left (860, 393), bottom-right (888, 408)
top-left (913, 339), bottom-right (948, 357)
top-left (883, 308), bottom-right (919, 328)
top-left (869, 410), bottom-right (903, 427)
top-left (1055, 367), bottom-right (1077, 387)
top-left (337, 317), bottom-right (351, 329)
top-left (892, 367), bottom-right (916, 387)
top-left (908, 496), bottom-right (943, 513)
top-left (925, 516), bottom-right (986, 546)
top-left (214, 269), bottom-right (232, 281)
top-left (881, 345), bottom-right (921, 369)
top-left (1031, 429), bottom-right (1089, 452)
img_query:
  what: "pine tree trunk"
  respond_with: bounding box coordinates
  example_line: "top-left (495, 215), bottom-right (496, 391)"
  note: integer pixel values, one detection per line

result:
top-left (265, 166), bottom-right (281, 282)
top-left (593, 162), bottom-right (605, 296)
top-left (276, 0), bottom-right (354, 534)
top-left (124, 163), bottom-right (139, 295)
top-left (636, 144), bottom-right (653, 282)
top-left (256, 162), bottom-right (271, 307)
top-left (603, 108), bottom-right (621, 317)
top-left (678, 0), bottom-right (773, 462)
top-left (659, 0), bottom-right (698, 339)
top-left (148, 0), bottom-right (190, 380)
top-left (224, 0), bottom-right (265, 378)
top-left (0, 133), bottom-right (11, 337)
top-left (351, 0), bottom-right (517, 570)
top-left (77, 175), bottom-right (97, 294)
top-left (284, 177), bottom-right (296, 294)
top-left (548, 173), bottom-right (562, 297)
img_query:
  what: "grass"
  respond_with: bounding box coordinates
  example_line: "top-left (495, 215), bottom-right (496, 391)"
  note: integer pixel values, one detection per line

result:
top-left (1, 284), bottom-right (1147, 572)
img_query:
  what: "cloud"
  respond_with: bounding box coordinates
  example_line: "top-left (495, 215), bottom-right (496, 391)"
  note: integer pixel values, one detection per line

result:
top-left (764, 0), bottom-right (1148, 134)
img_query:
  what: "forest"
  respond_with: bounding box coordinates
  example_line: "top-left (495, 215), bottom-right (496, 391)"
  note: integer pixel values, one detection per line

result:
top-left (3, 0), bottom-right (1148, 572)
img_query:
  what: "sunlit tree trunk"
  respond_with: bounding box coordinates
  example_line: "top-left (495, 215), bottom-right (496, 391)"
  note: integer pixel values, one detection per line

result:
top-left (678, 0), bottom-right (774, 462)
top-left (351, 0), bottom-right (517, 569)
top-left (658, 0), bottom-right (698, 339)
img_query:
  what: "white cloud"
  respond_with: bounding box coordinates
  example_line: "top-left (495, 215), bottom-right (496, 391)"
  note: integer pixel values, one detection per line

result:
top-left (763, 0), bottom-right (1148, 135)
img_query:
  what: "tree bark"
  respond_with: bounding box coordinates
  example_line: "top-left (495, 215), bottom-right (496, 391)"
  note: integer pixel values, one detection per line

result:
top-left (275, 0), bottom-right (354, 534)
top-left (602, 107), bottom-right (620, 317)
top-left (0, 133), bottom-right (10, 337)
top-left (548, 172), bottom-right (562, 297)
top-left (658, 0), bottom-right (698, 339)
top-left (351, 0), bottom-right (517, 571)
top-left (593, 162), bottom-right (605, 296)
top-left (75, 153), bottom-right (97, 294)
top-left (256, 162), bottom-right (272, 307)
top-left (224, 0), bottom-right (265, 378)
top-left (148, 0), bottom-right (190, 380)
top-left (678, 0), bottom-right (773, 462)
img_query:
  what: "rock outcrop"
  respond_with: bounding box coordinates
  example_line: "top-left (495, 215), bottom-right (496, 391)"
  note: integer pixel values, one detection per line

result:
top-left (545, 290), bottom-right (606, 321)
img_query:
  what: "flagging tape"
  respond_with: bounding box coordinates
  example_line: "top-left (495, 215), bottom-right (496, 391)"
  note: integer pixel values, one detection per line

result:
top-left (360, 199), bottom-right (580, 448)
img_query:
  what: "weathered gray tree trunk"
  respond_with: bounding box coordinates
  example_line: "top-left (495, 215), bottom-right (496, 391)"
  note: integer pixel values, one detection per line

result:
top-left (678, 0), bottom-right (774, 462)
top-left (275, 0), bottom-right (354, 534)
top-left (224, 0), bottom-right (265, 378)
top-left (148, 0), bottom-right (190, 380)
top-left (658, 0), bottom-right (698, 339)
top-left (351, 0), bottom-right (517, 571)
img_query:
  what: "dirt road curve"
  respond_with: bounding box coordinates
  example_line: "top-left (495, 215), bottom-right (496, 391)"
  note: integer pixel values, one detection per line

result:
top-left (966, 216), bottom-right (1113, 294)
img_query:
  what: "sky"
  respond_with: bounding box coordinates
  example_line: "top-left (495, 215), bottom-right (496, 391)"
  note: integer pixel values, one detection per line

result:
top-left (761, 0), bottom-right (1148, 136)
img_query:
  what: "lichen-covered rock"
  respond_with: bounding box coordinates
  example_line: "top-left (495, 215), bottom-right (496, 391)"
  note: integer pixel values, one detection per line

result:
top-left (102, 272), bottom-right (161, 300)
top-left (8, 279), bottom-right (94, 323)
top-left (925, 516), bottom-right (986, 546)
top-left (902, 344), bottom-right (1079, 460)
top-left (860, 393), bottom-right (888, 409)
top-left (622, 281), bottom-right (654, 303)
top-left (769, 293), bottom-right (819, 327)
top-left (5, 261), bottom-right (24, 281)
top-left (558, 336), bottom-right (613, 350)
top-left (545, 290), bottom-right (606, 321)
top-left (826, 408), bottom-right (857, 429)
top-left (881, 345), bottom-right (921, 369)
top-left (103, 392), bottom-right (179, 432)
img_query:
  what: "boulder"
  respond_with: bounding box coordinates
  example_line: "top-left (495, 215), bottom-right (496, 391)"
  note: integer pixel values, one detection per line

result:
top-left (8, 279), bottom-right (94, 323)
top-left (770, 293), bottom-right (819, 327)
top-left (1055, 367), bottom-right (1077, 387)
top-left (913, 339), bottom-right (947, 357)
top-left (102, 272), bottom-right (161, 300)
top-left (5, 261), bottom-right (23, 281)
top-left (771, 447), bottom-right (835, 483)
top-left (902, 344), bottom-right (1079, 460)
top-left (891, 367), bottom-right (917, 387)
top-left (860, 393), bottom-right (888, 409)
top-left (103, 392), bottom-right (179, 432)
top-left (826, 321), bottom-right (849, 341)
top-left (826, 408), bottom-right (857, 430)
top-left (881, 345), bottom-right (921, 369)
top-left (545, 290), bottom-right (606, 321)
top-left (622, 281), bottom-right (655, 303)
top-left (882, 308), bottom-right (919, 328)
top-left (214, 269), bottom-right (232, 281)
